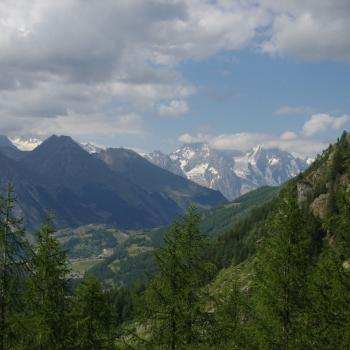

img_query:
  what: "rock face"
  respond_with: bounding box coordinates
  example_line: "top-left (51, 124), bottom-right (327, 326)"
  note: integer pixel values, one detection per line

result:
top-left (297, 181), bottom-right (313, 205)
top-left (296, 132), bottom-right (350, 222)
top-left (311, 194), bottom-right (329, 220)
top-left (146, 143), bottom-right (309, 200)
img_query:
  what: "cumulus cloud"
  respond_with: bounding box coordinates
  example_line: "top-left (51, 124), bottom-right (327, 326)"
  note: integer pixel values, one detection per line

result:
top-left (178, 109), bottom-right (350, 157)
top-left (261, 0), bottom-right (350, 61)
top-left (302, 113), bottom-right (349, 136)
top-left (1, 0), bottom-right (349, 139)
top-left (280, 131), bottom-right (297, 140)
top-left (178, 131), bottom-right (327, 157)
top-left (158, 100), bottom-right (189, 117)
top-left (178, 133), bottom-right (211, 144)
top-left (0, 111), bottom-right (145, 138)
top-left (0, 0), bottom-right (268, 137)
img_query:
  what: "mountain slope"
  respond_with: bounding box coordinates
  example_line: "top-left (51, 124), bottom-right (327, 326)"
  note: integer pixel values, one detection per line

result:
top-left (0, 135), bottom-right (226, 231)
top-left (146, 143), bottom-right (308, 200)
top-left (0, 135), bottom-right (25, 160)
top-left (87, 185), bottom-right (279, 286)
top-left (210, 131), bottom-right (350, 271)
top-left (0, 135), bottom-right (16, 148)
top-left (96, 148), bottom-right (225, 210)
top-left (88, 130), bottom-right (350, 287)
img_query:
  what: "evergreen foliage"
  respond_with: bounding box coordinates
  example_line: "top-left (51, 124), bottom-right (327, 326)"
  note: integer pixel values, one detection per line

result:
top-left (1, 132), bottom-right (350, 349)
top-left (0, 184), bottom-right (29, 350)
top-left (142, 206), bottom-right (215, 349)
top-left (252, 185), bottom-right (314, 349)
top-left (18, 218), bottom-right (70, 350)
top-left (71, 274), bottom-right (115, 350)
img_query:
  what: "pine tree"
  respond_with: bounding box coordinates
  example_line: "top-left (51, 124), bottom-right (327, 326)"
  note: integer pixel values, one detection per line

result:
top-left (21, 217), bottom-right (70, 350)
top-left (72, 274), bottom-right (114, 350)
top-left (252, 185), bottom-right (313, 350)
top-left (0, 183), bottom-right (28, 350)
top-left (143, 206), bottom-right (215, 349)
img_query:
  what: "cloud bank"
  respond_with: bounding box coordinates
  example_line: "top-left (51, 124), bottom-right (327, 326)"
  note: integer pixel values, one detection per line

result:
top-left (179, 113), bottom-right (349, 157)
top-left (0, 0), bottom-right (349, 139)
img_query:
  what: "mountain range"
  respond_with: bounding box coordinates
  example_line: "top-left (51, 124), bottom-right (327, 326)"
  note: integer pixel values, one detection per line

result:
top-left (3, 135), bottom-right (311, 202)
top-left (145, 143), bottom-right (309, 200)
top-left (0, 135), bottom-right (226, 232)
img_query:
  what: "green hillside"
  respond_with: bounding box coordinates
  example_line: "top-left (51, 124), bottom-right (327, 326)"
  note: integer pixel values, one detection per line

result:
top-left (52, 162), bottom-right (280, 284)
top-left (2, 132), bottom-right (350, 349)
top-left (122, 131), bottom-right (350, 349)
top-left (77, 186), bottom-right (279, 286)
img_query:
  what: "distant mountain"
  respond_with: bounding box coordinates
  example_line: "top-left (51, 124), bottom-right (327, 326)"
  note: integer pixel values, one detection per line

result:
top-left (0, 135), bottom-right (226, 232)
top-left (10, 137), bottom-right (42, 151)
top-left (96, 147), bottom-right (225, 211)
top-left (146, 143), bottom-right (309, 200)
top-left (80, 142), bottom-right (106, 154)
top-left (0, 135), bottom-right (16, 148)
top-left (0, 135), bottom-right (25, 160)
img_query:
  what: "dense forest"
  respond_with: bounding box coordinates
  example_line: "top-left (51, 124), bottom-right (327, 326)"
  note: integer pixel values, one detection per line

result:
top-left (1, 132), bottom-right (350, 349)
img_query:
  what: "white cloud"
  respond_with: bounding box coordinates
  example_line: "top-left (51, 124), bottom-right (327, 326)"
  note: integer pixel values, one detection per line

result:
top-left (0, 111), bottom-right (145, 138)
top-left (261, 0), bottom-right (350, 61)
top-left (158, 100), bottom-right (189, 117)
top-left (0, 0), bottom-right (269, 137)
top-left (280, 131), bottom-right (297, 140)
top-left (179, 109), bottom-right (350, 157)
top-left (178, 131), bottom-right (328, 157)
top-left (178, 133), bottom-right (211, 144)
top-left (302, 113), bottom-right (349, 136)
top-left (0, 0), bottom-right (349, 140)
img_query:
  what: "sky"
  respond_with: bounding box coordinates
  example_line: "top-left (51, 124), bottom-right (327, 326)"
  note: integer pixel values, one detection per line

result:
top-left (1, 0), bottom-right (350, 157)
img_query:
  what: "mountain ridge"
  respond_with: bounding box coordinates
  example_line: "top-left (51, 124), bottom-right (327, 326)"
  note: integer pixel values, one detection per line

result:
top-left (146, 142), bottom-right (309, 199)
top-left (0, 135), bottom-right (226, 232)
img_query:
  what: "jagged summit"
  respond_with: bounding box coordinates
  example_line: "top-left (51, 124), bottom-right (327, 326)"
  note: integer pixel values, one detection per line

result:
top-left (35, 134), bottom-right (81, 150)
top-left (0, 134), bottom-right (226, 231)
top-left (146, 143), bottom-right (309, 200)
top-left (80, 142), bottom-right (106, 154)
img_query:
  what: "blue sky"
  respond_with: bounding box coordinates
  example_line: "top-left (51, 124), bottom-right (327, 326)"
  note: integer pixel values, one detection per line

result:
top-left (1, 1), bottom-right (350, 157)
top-left (87, 48), bottom-right (350, 156)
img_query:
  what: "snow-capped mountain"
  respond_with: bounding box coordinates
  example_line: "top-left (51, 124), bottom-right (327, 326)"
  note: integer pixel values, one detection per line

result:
top-left (10, 137), bottom-right (42, 151)
top-left (146, 143), bottom-right (309, 200)
top-left (7, 136), bottom-right (106, 154)
top-left (80, 142), bottom-right (106, 154)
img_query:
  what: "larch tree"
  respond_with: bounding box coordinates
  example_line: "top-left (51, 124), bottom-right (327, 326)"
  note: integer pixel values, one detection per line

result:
top-left (21, 217), bottom-right (70, 350)
top-left (0, 183), bottom-right (29, 350)
top-left (252, 185), bottom-right (313, 350)
top-left (72, 274), bottom-right (114, 350)
top-left (143, 206), bottom-right (215, 349)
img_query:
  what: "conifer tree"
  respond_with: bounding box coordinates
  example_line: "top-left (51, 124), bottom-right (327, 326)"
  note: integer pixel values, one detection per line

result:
top-left (144, 206), bottom-right (215, 349)
top-left (21, 217), bottom-right (70, 350)
top-left (72, 274), bottom-right (114, 350)
top-left (308, 185), bottom-right (350, 349)
top-left (212, 274), bottom-right (252, 350)
top-left (0, 183), bottom-right (28, 350)
top-left (253, 185), bottom-right (313, 350)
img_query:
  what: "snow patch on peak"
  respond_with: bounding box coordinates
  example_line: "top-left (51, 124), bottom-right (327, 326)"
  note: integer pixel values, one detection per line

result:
top-left (268, 157), bottom-right (280, 166)
top-left (146, 143), bottom-right (309, 200)
top-left (80, 142), bottom-right (106, 154)
top-left (10, 137), bottom-right (42, 151)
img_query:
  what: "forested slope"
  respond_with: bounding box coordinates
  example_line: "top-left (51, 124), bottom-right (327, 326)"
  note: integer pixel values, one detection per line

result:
top-left (2, 132), bottom-right (350, 349)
